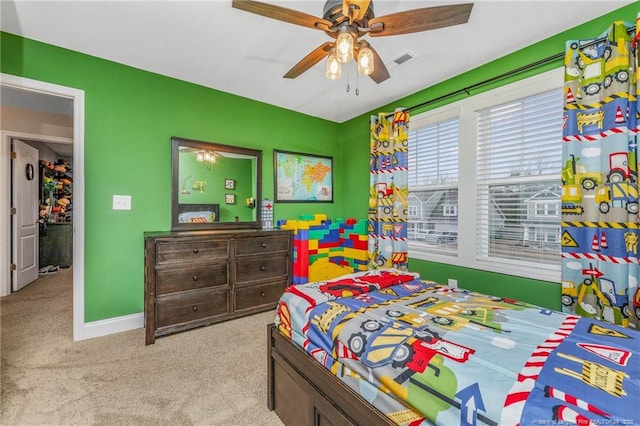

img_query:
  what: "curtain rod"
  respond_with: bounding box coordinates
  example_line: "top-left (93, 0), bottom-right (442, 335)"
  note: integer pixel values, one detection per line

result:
top-left (388, 25), bottom-right (637, 117)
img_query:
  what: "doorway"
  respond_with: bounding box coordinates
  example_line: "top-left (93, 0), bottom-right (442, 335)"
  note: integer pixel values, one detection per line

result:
top-left (11, 137), bottom-right (74, 291)
top-left (1, 73), bottom-right (86, 340)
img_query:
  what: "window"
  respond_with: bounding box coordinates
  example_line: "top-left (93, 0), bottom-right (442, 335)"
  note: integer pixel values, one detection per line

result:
top-left (407, 68), bottom-right (563, 282)
top-left (476, 89), bottom-right (563, 267)
top-left (443, 204), bottom-right (458, 217)
top-left (407, 116), bottom-right (459, 256)
top-left (534, 201), bottom-right (560, 218)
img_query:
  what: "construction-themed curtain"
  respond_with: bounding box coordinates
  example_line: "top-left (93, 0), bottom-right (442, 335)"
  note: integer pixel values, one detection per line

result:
top-left (561, 17), bottom-right (640, 329)
top-left (368, 109), bottom-right (409, 271)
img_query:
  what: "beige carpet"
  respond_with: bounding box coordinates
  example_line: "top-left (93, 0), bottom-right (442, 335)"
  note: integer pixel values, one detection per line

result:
top-left (1, 267), bottom-right (284, 426)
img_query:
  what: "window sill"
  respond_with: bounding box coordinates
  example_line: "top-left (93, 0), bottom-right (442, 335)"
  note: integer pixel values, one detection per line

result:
top-left (408, 246), bottom-right (561, 283)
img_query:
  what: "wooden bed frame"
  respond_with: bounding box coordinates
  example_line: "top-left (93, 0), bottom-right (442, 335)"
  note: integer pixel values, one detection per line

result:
top-left (267, 323), bottom-right (396, 426)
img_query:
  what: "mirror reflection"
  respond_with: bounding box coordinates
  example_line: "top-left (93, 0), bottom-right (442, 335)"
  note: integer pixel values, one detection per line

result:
top-left (171, 137), bottom-right (262, 230)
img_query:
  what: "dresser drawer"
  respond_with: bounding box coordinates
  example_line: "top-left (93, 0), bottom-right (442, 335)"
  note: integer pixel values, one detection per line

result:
top-left (235, 235), bottom-right (290, 256)
top-left (235, 253), bottom-right (289, 284)
top-left (235, 280), bottom-right (286, 311)
top-left (156, 288), bottom-right (229, 328)
top-left (156, 240), bottom-right (229, 265)
top-left (156, 262), bottom-right (229, 296)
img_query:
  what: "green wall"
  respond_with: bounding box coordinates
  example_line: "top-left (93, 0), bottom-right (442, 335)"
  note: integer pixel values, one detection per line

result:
top-left (1, 2), bottom-right (638, 321)
top-left (337, 3), bottom-right (639, 310)
top-left (1, 32), bottom-right (341, 322)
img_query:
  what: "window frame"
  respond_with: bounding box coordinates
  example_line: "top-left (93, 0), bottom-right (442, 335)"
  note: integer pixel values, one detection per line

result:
top-left (408, 68), bottom-right (563, 283)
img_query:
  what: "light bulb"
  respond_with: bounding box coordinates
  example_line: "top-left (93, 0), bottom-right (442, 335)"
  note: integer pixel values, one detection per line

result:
top-left (336, 30), bottom-right (354, 63)
top-left (326, 51), bottom-right (342, 80)
top-left (357, 45), bottom-right (374, 76)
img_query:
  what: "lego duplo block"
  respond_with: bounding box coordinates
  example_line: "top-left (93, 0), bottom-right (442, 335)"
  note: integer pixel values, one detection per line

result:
top-left (349, 235), bottom-right (368, 250)
top-left (293, 275), bottom-right (307, 285)
top-left (296, 229), bottom-right (309, 240)
top-left (340, 238), bottom-right (353, 248)
top-left (319, 241), bottom-right (339, 249)
top-left (344, 247), bottom-right (368, 262)
top-left (307, 213), bottom-right (327, 227)
top-left (309, 230), bottom-right (330, 241)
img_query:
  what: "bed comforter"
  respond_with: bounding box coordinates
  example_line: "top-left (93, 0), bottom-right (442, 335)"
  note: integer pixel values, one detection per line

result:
top-left (275, 269), bottom-right (639, 426)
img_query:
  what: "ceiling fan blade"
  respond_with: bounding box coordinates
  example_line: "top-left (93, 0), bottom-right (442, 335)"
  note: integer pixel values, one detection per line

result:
top-left (366, 44), bottom-right (390, 84)
top-left (369, 3), bottom-right (473, 37)
top-left (232, 0), bottom-right (332, 31)
top-left (284, 42), bottom-right (334, 79)
top-left (342, 0), bottom-right (372, 22)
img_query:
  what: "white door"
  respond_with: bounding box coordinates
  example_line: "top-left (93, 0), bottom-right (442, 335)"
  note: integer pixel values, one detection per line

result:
top-left (12, 139), bottom-right (39, 291)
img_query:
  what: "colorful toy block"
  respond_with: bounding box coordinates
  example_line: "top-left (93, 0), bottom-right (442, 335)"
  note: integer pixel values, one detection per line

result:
top-left (279, 215), bottom-right (369, 284)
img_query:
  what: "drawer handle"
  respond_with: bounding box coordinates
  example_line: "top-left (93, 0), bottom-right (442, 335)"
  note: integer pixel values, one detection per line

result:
top-left (192, 275), bottom-right (198, 281)
top-left (192, 305), bottom-right (198, 312)
top-left (261, 243), bottom-right (267, 248)
top-left (193, 248), bottom-right (199, 254)
top-left (260, 291), bottom-right (266, 297)
top-left (260, 266), bottom-right (266, 271)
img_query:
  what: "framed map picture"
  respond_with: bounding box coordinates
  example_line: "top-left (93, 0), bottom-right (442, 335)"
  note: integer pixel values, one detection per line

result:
top-left (274, 150), bottom-right (333, 202)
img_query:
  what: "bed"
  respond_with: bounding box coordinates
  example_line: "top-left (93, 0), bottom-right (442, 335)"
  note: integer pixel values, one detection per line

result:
top-left (177, 203), bottom-right (219, 223)
top-left (267, 269), bottom-right (639, 426)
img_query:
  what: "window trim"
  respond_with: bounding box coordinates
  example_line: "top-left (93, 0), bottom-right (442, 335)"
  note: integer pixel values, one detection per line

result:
top-left (408, 68), bottom-right (563, 283)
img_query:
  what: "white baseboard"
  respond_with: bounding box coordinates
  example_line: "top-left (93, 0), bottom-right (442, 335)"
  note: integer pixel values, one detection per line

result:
top-left (76, 312), bottom-right (143, 341)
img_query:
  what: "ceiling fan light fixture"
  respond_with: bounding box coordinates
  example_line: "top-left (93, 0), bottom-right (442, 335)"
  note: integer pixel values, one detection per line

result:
top-left (232, 0), bottom-right (474, 85)
top-left (326, 50), bottom-right (342, 80)
top-left (357, 43), bottom-right (374, 76)
top-left (197, 150), bottom-right (216, 163)
top-left (336, 27), bottom-right (355, 63)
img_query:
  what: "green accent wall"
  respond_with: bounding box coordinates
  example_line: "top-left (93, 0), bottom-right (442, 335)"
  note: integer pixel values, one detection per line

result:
top-left (1, 2), bottom-right (638, 321)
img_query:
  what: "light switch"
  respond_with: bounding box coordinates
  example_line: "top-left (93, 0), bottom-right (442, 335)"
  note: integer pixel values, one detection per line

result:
top-left (113, 195), bottom-right (131, 210)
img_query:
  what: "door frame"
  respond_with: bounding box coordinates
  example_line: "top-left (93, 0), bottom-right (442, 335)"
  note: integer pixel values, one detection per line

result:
top-left (0, 73), bottom-right (86, 341)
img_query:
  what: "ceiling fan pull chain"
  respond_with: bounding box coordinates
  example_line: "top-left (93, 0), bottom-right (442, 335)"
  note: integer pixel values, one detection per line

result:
top-left (356, 72), bottom-right (360, 96)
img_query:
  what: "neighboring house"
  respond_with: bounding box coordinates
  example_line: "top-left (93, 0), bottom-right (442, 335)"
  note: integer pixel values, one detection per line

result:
top-left (522, 184), bottom-right (562, 249)
top-left (407, 190), bottom-right (448, 235)
top-left (408, 189), bottom-right (506, 241)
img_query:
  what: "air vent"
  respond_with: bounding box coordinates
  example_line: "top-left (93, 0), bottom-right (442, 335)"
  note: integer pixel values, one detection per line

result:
top-left (393, 51), bottom-right (415, 66)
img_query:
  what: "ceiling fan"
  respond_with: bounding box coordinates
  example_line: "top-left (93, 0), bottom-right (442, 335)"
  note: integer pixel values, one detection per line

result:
top-left (232, 0), bottom-right (474, 83)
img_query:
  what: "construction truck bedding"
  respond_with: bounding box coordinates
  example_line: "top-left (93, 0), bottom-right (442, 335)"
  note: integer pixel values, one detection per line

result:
top-left (275, 269), bottom-right (639, 426)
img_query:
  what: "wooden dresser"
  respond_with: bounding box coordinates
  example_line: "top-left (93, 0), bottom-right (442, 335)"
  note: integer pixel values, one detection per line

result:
top-left (144, 229), bottom-right (292, 344)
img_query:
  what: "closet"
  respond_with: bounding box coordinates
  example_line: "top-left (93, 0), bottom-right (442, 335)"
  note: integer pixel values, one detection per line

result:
top-left (38, 157), bottom-right (73, 269)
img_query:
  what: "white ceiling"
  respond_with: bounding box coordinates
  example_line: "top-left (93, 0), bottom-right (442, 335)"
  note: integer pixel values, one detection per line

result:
top-left (0, 1), bottom-right (634, 123)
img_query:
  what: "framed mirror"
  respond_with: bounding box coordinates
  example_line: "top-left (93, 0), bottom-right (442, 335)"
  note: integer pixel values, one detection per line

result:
top-left (171, 136), bottom-right (262, 230)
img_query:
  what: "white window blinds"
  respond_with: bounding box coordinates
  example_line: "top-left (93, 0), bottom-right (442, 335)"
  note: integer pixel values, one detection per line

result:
top-left (475, 88), bottom-right (563, 267)
top-left (408, 118), bottom-right (459, 255)
top-left (408, 118), bottom-right (459, 188)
